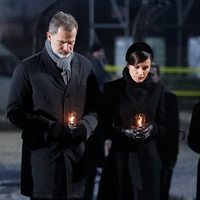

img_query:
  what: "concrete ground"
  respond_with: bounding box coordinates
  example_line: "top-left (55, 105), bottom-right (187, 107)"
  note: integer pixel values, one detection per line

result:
top-left (0, 111), bottom-right (198, 200)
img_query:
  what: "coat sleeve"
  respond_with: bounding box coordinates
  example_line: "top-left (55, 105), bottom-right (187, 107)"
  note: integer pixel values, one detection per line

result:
top-left (188, 102), bottom-right (200, 154)
top-left (156, 91), bottom-right (180, 163)
top-left (151, 85), bottom-right (168, 140)
top-left (6, 62), bottom-right (52, 132)
top-left (165, 92), bottom-right (179, 162)
top-left (98, 82), bottom-right (119, 141)
top-left (79, 72), bottom-right (100, 138)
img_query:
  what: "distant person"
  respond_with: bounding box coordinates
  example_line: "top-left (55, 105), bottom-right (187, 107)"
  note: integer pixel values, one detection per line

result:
top-left (150, 63), bottom-right (180, 200)
top-left (85, 43), bottom-right (109, 199)
top-left (188, 101), bottom-right (200, 200)
top-left (88, 43), bottom-right (109, 92)
top-left (97, 42), bottom-right (167, 200)
top-left (6, 11), bottom-right (99, 200)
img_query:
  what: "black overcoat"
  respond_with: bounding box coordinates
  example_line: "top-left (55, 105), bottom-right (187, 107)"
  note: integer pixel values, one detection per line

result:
top-left (188, 101), bottom-right (200, 200)
top-left (6, 48), bottom-right (99, 199)
top-left (157, 91), bottom-right (179, 164)
top-left (97, 68), bottom-right (167, 200)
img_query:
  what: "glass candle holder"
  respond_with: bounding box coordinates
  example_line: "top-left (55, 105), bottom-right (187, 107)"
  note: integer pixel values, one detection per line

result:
top-left (67, 112), bottom-right (77, 130)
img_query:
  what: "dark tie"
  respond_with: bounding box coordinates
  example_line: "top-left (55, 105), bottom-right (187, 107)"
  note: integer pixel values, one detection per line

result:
top-left (61, 67), bottom-right (71, 85)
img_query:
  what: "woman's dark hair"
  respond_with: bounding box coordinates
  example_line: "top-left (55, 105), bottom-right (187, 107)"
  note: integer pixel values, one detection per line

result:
top-left (127, 51), bottom-right (152, 65)
top-left (125, 42), bottom-right (153, 65)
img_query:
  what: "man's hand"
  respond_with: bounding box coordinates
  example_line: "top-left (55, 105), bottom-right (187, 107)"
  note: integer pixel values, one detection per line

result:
top-left (71, 123), bottom-right (87, 144)
top-left (49, 122), bottom-right (72, 141)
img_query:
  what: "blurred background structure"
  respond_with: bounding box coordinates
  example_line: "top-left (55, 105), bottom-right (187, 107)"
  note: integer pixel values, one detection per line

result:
top-left (0, 0), bottom-right (200, 199)
top-left (0, 0), bottom-right (200, 111)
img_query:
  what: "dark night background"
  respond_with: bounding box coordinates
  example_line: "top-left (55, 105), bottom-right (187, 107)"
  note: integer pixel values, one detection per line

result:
top-left (0, 1), bottom-right (200, 199)
top-left (0, 0), bottom-right (199, 66)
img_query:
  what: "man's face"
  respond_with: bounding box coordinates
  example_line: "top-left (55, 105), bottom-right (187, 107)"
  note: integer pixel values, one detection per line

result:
top-left (150, 67), bottom-right (160, 83)
top-left (128, 58), bottom-right (151, 83)
top-left (47, 26), bottom-right (77, 58)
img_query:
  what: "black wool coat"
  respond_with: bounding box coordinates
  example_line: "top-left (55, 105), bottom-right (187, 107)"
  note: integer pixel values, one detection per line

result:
top-left (188, 101), bottom-right (200, 153)
top-left (98, 68), bottom-right (167, 200)
top-left (157, 91), bottom-right (179, 165)
top-left (6, 48), bottom-right (99, 199)
top-left (188, 101), bottom-right (200, 200)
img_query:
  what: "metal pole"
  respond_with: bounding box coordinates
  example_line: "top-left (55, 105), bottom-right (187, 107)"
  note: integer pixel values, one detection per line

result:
top-left (89, 0), bottom-right (95, 47)
top-left (124, 0), bottom-right (130, 49)
top-left (176, 0), bottom-right (182, 67)
top-left (176, 0), bottom-right (194, 67)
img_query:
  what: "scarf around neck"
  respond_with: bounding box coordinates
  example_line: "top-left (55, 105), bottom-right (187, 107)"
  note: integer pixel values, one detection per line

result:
top-left (45, 39), bottom-right (73, 84)
top-left (122, 67), bottom-right (153, 90)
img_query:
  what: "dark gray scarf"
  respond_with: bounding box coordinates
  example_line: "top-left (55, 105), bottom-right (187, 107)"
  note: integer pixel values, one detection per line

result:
top-left (45, 39), bottom-right (73, 85)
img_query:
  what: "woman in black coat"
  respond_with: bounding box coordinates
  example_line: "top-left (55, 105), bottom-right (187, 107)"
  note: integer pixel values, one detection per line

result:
top-left (97, 42), bottom-right (167, 200)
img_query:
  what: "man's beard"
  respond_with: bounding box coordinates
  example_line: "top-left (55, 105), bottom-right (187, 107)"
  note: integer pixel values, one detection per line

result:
top-left (56, 52), bottom-right (72, 58)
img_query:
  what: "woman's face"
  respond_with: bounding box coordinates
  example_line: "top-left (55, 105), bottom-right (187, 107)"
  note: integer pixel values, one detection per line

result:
top-left (128, 58), bottom-right (151, 83)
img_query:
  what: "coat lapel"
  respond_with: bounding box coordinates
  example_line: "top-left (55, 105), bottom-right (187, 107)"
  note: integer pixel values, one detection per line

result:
top-left (67, 56), bottom-right (79, 96)
top-left (41, 49), bottom-right (81, 97)
top-left (41, 48), bottom-right (66, 88)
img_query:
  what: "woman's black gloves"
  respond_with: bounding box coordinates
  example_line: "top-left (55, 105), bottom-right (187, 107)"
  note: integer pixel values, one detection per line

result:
top-left (122, 124), bottom-right (153, 140)
top-left (114, 123), bottom-right (153, 141)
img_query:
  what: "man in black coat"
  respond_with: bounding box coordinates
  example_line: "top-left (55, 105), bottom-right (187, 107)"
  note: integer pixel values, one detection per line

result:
top-left (188, 101), bottom-right (200, 200)
top-left (150, 63), bottom-right (180, 200)
top-left (84, 43), bottom-right (109, 199)
top-left (6, 11), bottom-right (99, 200)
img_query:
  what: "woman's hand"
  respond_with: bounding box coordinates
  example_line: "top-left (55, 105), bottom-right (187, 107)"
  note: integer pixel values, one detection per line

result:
top-left (122, 124), bottom-right (153, 140)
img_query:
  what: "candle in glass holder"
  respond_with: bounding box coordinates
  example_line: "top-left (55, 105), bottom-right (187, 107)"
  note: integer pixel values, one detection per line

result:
top-left (134, 113), bottom-right (146, 129)
top-left (67, 112), bottom-right (77, 130)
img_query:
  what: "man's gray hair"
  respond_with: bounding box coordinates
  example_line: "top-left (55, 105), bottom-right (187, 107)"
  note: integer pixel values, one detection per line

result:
top-left (48, 11), bottom-right (78, 34)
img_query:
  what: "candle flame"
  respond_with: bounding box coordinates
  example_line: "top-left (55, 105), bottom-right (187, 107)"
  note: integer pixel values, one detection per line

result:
top-left (68, 112), bottom-right (77, 125)
top-left (69, 115), bottom-right (75, 124)
top-left (137, 115), bottom-right (143, 127)
top-left (135, 113), bottom-right (146, 128)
